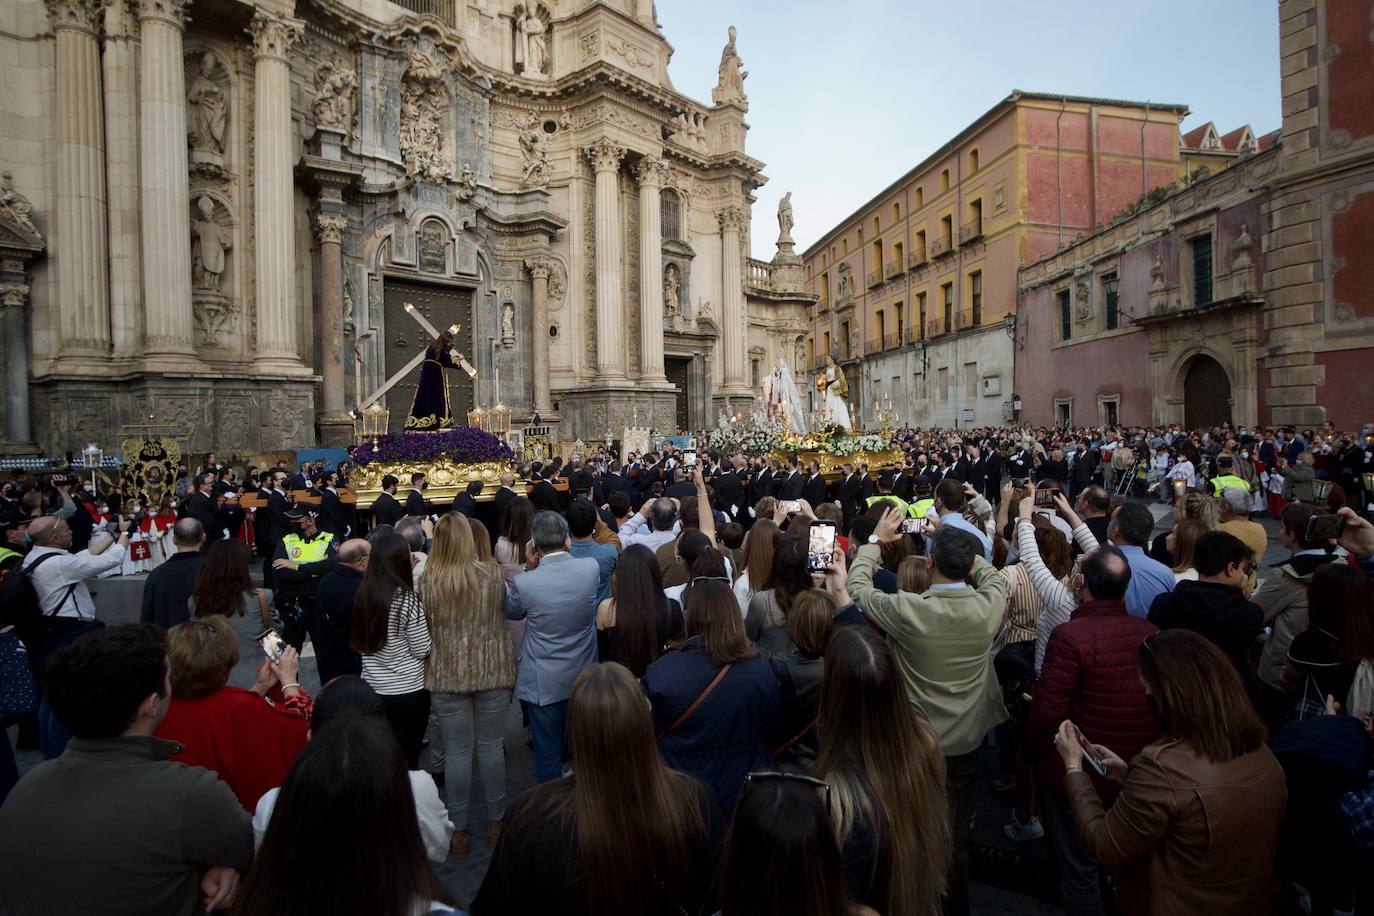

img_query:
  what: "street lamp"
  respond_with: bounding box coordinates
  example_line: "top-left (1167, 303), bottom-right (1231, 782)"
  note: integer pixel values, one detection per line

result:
top-left (81, 443), bottom-right (102, 494)
top-left (1003, 312), bottom-right (1017, 340)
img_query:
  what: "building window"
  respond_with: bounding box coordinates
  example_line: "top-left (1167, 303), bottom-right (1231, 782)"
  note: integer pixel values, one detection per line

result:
top-left (842, 239), bottom-right (848, 254)
top-left (1191, 235), bottom-right (1213, 306)
top-left (1058, 289), bottom-right (1072, 341)
top-left (942, 282), bottom-right (953, 333)
top-left (875, 310), bottom-right (885, 345)
top-left (807, 336), bottom-right (814, 367)
top-left (1099, 395), bottom-right (1120, 427)
top-left (969, 148), bottom-right (980, 172)
top-left (969, 199), bottom-right (983, 236)
top-left (914, 186), bottom-right (924, 209)
top-left (823, 331), bottom-right (831, 358)
top-left (914, 229), bottom-right (926, 262)
top-left (940, 214), bottom-right (953, 249)
top-left (840, 321), bottom-right (850, 358)
top-left (938, 367), bottom-right (949, 402)
top-left (661, 189), bottom-right (681, 241)
top-left (1055, 398), bottom-right (1072, 426)
top-left (994, 183), bottom-right (1006, 211)
top-left (893, 202), bottom-right (901, 222)
top-left (969, 270), bottom-right (982, 326)
top-left (940, 169), bottom-right (950, 192)
top-left (751, 359), bottom-right (760, 387)
top-left (1102, 272), bottom-right (1119, 330)
top-left (892, 241), bottom-right (903, 272)
top-left (917, 291), bottom-right (927, 339)
top-left (963, 362), bottom-right (977, 398)
top-left (871, 239), bottom-right (883, 280)
top-left (894, 301), bottom-right (904, 340)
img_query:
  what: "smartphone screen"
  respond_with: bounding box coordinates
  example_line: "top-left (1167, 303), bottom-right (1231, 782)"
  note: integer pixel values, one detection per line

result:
top-left (1072, 723), bottom-right (1108, 777)
top-left (1306, 513), bottom-right (1346, 541)
top-left (807, 521), bottom-right (837, 573)
top-left (781, 499), bottom-right (801, 515)
top-left (900, 518), bottom-right (924, 534)
top-left (682, 450), bottom-right (697, 467)
top-left (257, 628), bottom-right (285, 662)
top-left (1034, 487), bottom-right (1059, 507)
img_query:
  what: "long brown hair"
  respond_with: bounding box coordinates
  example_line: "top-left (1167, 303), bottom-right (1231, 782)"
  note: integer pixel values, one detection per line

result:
top-left (1169, 518), bottom-right (1208, 574)
top-left (608, 544), bottom-right (668, 677)
top-left (1307, 563), bottom-right (1374, 666)
top-left (683, 579), bottom-right (757, 666)
top-left (814, 626), bottom-right (949, 916)
top-left (351, 531), bottom-right (414, 655)
top-left (466, 516), bottom-right (494, 562)
top-left (1137, 628), bottom-right (1266, 763)
top-left (740, 520), bottom-right (781, 592)
top-left (508, 663), bottom-right (708, 914)
top-left (764, 536), bottom-right (812, 615)
top-left (192, 539), bottom-right (253, 618)
top-left (419, 513), bottom-right (487, 614)
top-left (1031, 516), bottom-right (1073, 580)
top-left (501, 497), bottom-right (534, 564)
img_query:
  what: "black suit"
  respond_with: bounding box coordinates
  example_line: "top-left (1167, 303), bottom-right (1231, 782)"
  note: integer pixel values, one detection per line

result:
top-left (253, 486), bottom-right (273, 556)
top-left (750, 469), bottom-right (773, 505)
top-left (404, 488), bottom-right (430, 518)
top-left (890, 472), bottom-right (915, 502)
top-left (856, 474), bottom-right (877, 504)
top-left (452, 493), bottom-right (478, 518)
top-left (372, 491), bottom-right (404, 528)
top-left (663, 481), bottom-right (696, 501)
top-left (263, 489), bottom-right (294, 589)
top-left (777, 471), bottom-right (804, 501)
top-left (712, 471), bottom-right (745, 521)
top-left (320, 488), bottom-right (350, 537)
top-left (836, 473), bottom-right (861, 521)
top-left (801, 473), bottom-right (828, 508)
top-left (186, 490), bottom-right (224, 548)
top-left (531, 479), bottom-right (562, 512)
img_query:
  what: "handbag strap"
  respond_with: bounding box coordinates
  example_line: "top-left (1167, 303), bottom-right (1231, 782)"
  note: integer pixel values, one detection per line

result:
top-left (25, 553), bottom-right (79, 618)
top-left (657, 663), bottom-right (732, 742)
top-left (770, 717), bottom-right (818, 759)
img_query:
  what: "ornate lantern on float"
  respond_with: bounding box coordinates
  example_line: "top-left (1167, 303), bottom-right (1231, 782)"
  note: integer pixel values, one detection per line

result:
top-left (356, 402), bottom-right (389, 446)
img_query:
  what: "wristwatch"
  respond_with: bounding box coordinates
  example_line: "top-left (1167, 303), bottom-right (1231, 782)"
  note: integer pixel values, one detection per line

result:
top-left (867, 534), bottom-right (881, 545)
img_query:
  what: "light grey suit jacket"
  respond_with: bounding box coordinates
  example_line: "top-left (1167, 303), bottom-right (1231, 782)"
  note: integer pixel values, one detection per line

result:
top-left (505, 551), bottom-right (600, 706)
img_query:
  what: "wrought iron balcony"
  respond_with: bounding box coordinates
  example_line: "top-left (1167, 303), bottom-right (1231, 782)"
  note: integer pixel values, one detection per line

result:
top-left (928, 318), bottom-right (946, 337)
top-left (959, 220), bottom-right (983, 244)
top-left (867, 269), bottom-right (884, 289)
top-left (884, 261), bottom-right (902, 280)
top-left (930, 235), bottom-right (952, 259)
top-left (908, 246), bottom-right (927, 269)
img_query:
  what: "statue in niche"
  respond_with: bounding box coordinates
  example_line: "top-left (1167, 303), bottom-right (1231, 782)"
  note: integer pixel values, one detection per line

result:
top-left (456, 163), bottom-right (477, 201)
top-left (0, 171), bottom-right (37, 237)
top-left (712, 26), bottom-right (747, 103)
top-left (418, 219), bottom-right (447, 274)
top-left (1074, 279), bottom-right (1092, 321)
top-left (399, 44), bottom-right (455, 183)
top-left (515, 7), bottom-right (547, 78)
top-left (663, 263), bottom-right (680, 323)
top-left (519, 116), bottom-right (550, 187)
top-left (187, 53), bottom-right (227, 158)
top-left (501, 302), bottom-right (516, 346)
top-left (312, 60), bottom-right (357, 133)
top-left (837, 268), bottom-right (851, 301)
top-left (191, 195), bottom-right (231, 292)
top-left (777, 191), bottom-right (794, 242)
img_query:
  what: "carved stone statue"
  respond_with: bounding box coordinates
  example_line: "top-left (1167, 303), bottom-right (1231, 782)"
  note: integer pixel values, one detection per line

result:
top-left (501, 301), bottom-right (516, 345)
top-left (186, 53), bottom-right (227, 158)
top-left (399, 45), bottom-right (454, 183)
top-left (777, 191), bottom-right (794, 242)
top-left (519, 116), bottom-right (550, 187)
top-left (712, 26), bottom-right (747, 104)
top-left (516, 8), bottom-right (547, 78)
top-left (456, 162), bottom-right (477, 201)
top-left (1150, 254), bottom-right (1165, 291)
top-left (663, 263), bottom-right (680, 321)
top-left (837, 268), bottom-right (851, 301)
top-left (0, 171), bottom-right (37, 237)
top-left (191, 195), bottom-right (231, 292)
top-left (1074, 278), bottom-right (1092, 321)
top-left (312, 60), bottom-right (357, 133)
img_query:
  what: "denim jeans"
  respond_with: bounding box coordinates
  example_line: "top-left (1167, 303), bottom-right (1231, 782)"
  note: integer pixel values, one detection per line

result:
top-left (432, 689), bottom-right (512, 830)
top-left (523, 698), bottom-right (569, 783)
top-left (941, 750), bottom-right (979, 916)
top-left (1040, 786), bottom-right (1107, 916)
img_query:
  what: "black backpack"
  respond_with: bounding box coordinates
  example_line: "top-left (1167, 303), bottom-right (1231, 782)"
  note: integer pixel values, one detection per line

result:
top-left (0, 553), bottom-right (74, 635)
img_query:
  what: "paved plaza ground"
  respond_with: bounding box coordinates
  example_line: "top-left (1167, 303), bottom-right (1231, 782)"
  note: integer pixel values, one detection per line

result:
top-left (7, 505), bottom-right (1291, 913)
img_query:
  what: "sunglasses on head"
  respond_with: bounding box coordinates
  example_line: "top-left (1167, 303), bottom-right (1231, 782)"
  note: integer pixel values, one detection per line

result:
top-left (743, 770), bottom-right (831, 806)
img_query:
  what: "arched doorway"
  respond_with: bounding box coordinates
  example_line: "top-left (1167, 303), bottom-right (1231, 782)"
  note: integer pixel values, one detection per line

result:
top-left (1183, 355), bottom-right (1232, 429)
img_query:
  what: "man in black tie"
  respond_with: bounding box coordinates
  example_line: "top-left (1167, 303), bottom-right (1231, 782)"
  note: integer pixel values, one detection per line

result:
top-left (492, 471), bottom-right (518, 534)
top-left (800, 460), bottom-right (828, 508)
top-left (855, 463), bottom-right (877, 504)
top-left (404, 472), bottom-right (430, 517)
top-left (778, 458), bottom-right (805, 501)
top-left (891, 465), bottom-right (915, 502)
top-left (264, 469), bottom-right (295, 589)
top-left (371, 474), bottom-right (405, 528)
top-left (451, 480), bottom-right (483, 518)
top-left (531, 469), bottom-right (563, 512)
top-left (317, 471), bottom-right (351, 538)
top-left (836, 463), bottom-right (861, 523)
top-left (289, 461), bottom-right (311, 492)
top-left (712, 456), bottom-right (747, 523)
top-left (185, 472), bottom-right (225, 551)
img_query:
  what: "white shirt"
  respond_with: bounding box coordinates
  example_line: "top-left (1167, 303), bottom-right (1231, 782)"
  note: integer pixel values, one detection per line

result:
top-left (253, 770), bottom-right (453, 863)
top-left (1168, 459), bottom-right (1197, 488)
top-left (21, 542), bottom-right (126, 620)
top-left (617, 517), bottom-right (677, 552)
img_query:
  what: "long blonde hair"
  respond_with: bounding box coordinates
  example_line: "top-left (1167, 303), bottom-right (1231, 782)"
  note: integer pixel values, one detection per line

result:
top-left (418, 513), bottom-right (485, 612)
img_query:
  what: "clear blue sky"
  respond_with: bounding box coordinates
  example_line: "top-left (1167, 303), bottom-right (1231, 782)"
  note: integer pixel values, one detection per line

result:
top-left (656, 0), bottom-right (1282, 259)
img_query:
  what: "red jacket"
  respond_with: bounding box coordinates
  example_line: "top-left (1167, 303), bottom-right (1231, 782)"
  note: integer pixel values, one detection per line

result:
top-left (1030, 599), bottom-right (1159, 799)
top-left (156, 686), bottom-right (310, 812)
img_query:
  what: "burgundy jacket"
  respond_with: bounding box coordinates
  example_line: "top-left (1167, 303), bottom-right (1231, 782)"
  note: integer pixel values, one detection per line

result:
top-left (1030, 599), bottom-right (1159, 799)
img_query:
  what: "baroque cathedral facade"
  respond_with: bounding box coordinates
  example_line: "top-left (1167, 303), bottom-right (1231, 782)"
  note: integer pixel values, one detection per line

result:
top-left (0, 0), bottom-right (814, 455)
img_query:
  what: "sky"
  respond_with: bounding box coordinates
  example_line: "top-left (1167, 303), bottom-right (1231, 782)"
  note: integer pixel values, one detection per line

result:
top-left (655, 0), bottom-right (1282, 259)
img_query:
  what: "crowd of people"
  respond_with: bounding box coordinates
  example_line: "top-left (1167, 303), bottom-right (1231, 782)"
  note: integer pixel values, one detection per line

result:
top-left (1, 418), bottom-right (1373, 915)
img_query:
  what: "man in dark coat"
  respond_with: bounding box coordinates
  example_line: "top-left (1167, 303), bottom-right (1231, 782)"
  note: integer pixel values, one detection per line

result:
top-left (371, 475), bottom-right (405, 528)
top-left (800, 461), bottom-right (828, 509)
top-left (777, 458), bottom-right (805, 501)
top-left (140, 518), bottom-right (205, 630)
top-left (318, 472), bottom-right (351, 538)
top-left (451, 480), bottom-right (484, 518)
top-left (263, 469), bottom-right (295, 589)
top-left (309, 537), bottom-right (368, 684)
top-left (404, 472), bottom-right (431, 517)
top-left (185, 472), bottom-right (225, 550)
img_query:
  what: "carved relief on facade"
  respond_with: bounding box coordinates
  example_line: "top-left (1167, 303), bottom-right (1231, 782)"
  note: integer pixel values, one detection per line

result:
top-left (579, 31), bottom-right (600, 62)
top-left (399, 42), bottom-right (455, 183)
top-left (501, 300), bottom-right (516, 348)
top-left (546, 258), bottom-right (567, 307)
top-left (607, 35), bottom-right (653, 71)
top-left (0, 171), bottom-right (39, 237)
top-left (417, 218), bottom-right (448, 274)
top-left (190, 193), bottom-right (239, 348)
top-left (185, 50), bottom-right (230, 172)
top-left (663, 262), bottom-right (681, 326)
top-left (518, 115), bottom-right (551, 187)
top-left (1074, 276), bottom-right (1092, 321)
top-left (312, 59), bottom-right (357, 134)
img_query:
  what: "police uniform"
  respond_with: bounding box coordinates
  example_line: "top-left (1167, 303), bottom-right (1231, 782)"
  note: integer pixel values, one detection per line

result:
top-left (1210, 474), bottom-right (1252, 496)
top-left (272, 514), bottom-right (337, 649)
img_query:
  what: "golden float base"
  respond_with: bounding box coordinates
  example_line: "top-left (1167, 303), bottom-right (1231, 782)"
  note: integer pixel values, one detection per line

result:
top-left (768, 449), bottom-right (906, 476)
top-left (349, 460), bottom-right (524, 508)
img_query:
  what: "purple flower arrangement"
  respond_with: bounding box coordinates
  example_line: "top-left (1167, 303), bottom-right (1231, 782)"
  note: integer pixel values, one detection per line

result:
top-left (353, 426), bottom-right (515, 466)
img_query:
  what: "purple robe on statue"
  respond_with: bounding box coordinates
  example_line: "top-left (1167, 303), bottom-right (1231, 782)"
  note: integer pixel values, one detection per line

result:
top-left (405, 344), bottom-right (456, 430)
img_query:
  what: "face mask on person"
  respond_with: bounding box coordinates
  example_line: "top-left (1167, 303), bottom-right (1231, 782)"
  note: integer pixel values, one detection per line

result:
top-left (1240, 451), bottom-right (1250, 460)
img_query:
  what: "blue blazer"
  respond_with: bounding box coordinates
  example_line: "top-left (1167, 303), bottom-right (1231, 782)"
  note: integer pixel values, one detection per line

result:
top-left (506, 551), bottom-right (600, 706)
top-left (643, 641), bottom-right (779, 814)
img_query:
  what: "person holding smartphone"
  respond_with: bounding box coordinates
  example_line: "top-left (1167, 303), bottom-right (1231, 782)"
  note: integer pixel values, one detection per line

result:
top-left (1052, 629), bottom-right (1284, 916)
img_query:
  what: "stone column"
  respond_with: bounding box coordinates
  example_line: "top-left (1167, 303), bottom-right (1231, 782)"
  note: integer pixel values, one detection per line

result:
top-left (583, 139), bottom-right (626, 382)
top-left (635, 157), bottom-right (669, 383)
top-left (47, 0), bottom-right (110, 361)
top-left (314, 214), bottom-right (349, 435)
top-left (249, 9), bottom-right (306, 373)
top-left (523, 258), bottom-right (555, 415)
top-left (103, 0), bottom-right (142, 359)
top-left (0, 282), bottom-right (34, 446)
top-left (137, 0), bottom-right (195, 365)
top-left (718, 206), bottom-right (747, 389)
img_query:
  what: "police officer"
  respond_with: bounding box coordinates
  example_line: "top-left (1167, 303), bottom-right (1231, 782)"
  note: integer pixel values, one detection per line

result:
top-left (1209, 455), bottom-right (1252, 498)
top-left (0, 511), bottom-right (30, 579)
top-left (271, 508), bottom-right (337, 649)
